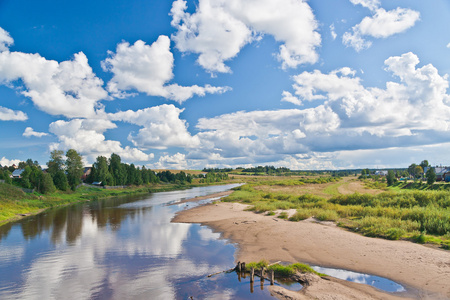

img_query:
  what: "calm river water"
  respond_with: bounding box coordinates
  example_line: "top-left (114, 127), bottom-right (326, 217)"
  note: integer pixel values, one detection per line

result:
top-left (0, 184), bottom-right (277, 299)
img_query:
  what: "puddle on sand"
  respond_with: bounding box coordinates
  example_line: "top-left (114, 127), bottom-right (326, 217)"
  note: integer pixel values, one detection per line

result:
top-left (312, 266), bottom-right (405, 293)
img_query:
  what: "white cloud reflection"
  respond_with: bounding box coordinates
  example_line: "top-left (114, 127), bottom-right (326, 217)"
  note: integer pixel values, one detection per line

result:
top-left (5, 186), bottom-right (240, 299)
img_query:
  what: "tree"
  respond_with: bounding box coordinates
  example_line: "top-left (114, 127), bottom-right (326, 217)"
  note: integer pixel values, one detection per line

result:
top-left (109, 153), bottom-right (127, 186)
top-left (420, 160), bottom-right (429, 170)
top-left (386, 170), bottom-right (395, 186)
top-left (134, 167), bottom-right (143, 185)
top-left (25, 158), bottom-right (40, 168)
top-left (19, 166), bottom-right (32, 189)
top-left (0, 169), bottom-right (12, 184)
top-left (53, 170), bottom-right (69, 191)
top-left (426, 167), bottom-right (436, 185)
top-left (47, 150), bottom-right (65, 176)
top-left (40, 172), bottom-right (56, 194)
top-left (414, 165), bottom-right (424, 180)
top-left (92, 156), bottom-right (110, 185)
top-left (141, 166), bottom-right (150, 184)
top-left (66, 149), bottom-right (83, 190)
top-left (127, 164), bottom-right (137, 185)
top-left (408, 163), bottom-right (417, 178)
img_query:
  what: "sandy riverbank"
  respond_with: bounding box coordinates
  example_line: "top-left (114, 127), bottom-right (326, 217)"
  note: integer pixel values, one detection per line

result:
top-left (172, 202), bottom-right (450, 300)
top-left (167, 191), bottom-right (233, 206)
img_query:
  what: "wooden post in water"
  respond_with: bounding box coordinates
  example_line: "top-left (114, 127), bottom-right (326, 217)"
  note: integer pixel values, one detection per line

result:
top-left (241, 262), bottom-right (246, 272)
top-left (260, 267), bottom-right (265, 290)
top-left (269, 269), bottom-right (274, 285)
top-left (250, 267), bottom-right (255, 283)
top-left (236, 261), bottom-right (241, 273)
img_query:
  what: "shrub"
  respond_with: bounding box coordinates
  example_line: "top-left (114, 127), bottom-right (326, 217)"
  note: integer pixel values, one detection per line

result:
top-left (314, 209), bottom-right (339, 221)
top-left (289, 209), bottom-right (312, 221)
top-left (278, 212), bottom-right (288, 219)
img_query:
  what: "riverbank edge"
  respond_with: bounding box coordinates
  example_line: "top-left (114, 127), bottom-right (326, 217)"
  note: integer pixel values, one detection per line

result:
top-left (0, 181), bottom-right (240, 227)
top-left (172, 201), bottom-right (450, 300)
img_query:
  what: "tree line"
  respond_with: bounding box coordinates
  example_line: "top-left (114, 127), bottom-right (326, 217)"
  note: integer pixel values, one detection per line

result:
top-left (0, 151), bottom-right (196, 194)
top-left (85, 154), bottom-right (193, 186)
top-left (0, 149), bottom-right (84, 193)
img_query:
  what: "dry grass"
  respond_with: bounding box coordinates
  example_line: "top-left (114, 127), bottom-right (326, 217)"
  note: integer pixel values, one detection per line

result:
top-left (253, 176), bottom-right (383, 199)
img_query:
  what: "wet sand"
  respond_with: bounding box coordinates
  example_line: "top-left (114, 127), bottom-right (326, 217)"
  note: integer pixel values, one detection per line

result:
top-left (172, 202), bottom-right (450, 300)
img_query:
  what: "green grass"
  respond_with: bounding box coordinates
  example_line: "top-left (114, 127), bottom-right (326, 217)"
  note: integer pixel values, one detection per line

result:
top-left (323, 182), bottom-right (345, 196)
top-left (278, 211), bottom-right (289, 219)
top-left (245, 260), bottom-right (323, 277)
top-left (223, 182), bottom-right (450, 248)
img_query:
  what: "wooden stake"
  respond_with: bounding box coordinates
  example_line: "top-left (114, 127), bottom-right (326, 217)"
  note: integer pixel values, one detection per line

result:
top-left (250, 267), bottom-right (254, 283)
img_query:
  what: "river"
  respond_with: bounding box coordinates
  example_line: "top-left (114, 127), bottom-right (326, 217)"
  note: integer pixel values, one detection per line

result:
top-left (0, 184), bottom-right (276, 299)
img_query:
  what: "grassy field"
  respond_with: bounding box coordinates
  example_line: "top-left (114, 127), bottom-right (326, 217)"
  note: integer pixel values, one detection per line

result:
top-left (223, 176), bottom-right (450, 249)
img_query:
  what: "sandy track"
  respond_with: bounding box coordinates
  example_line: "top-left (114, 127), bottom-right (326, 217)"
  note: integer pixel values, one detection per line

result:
top-left (173, 202), bottom-right (450, 300)
top-left (337, 179), bottom-right (384, 195)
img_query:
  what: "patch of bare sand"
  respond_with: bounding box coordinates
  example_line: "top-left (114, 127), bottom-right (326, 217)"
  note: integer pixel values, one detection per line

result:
top-left (172, 202), bottom-right (450, 300)
top-left (337, 179), bottom-right (384, 196)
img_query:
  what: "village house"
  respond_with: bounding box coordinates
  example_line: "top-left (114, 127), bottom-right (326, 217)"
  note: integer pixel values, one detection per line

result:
top-left (11, 169), bottom-right (24, 179)
top-left (81, 167), bottom-right (92, 181)
top-left (374, 170), bottom-right (388, 176)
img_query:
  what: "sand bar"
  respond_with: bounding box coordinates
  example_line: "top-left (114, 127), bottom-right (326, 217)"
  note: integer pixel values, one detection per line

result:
top-left (172, 202), bottom-right (450, 299)
top-left (167, 191), bottom-right (233, 206)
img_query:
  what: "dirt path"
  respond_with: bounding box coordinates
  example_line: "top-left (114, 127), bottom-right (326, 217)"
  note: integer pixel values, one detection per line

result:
top-left (336, 177), bottom-right (384, 195)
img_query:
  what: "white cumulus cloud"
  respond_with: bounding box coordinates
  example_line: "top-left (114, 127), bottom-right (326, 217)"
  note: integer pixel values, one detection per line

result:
top-left (0, 27), bottom-right (13, 52)
top-left (0, 157), bottom-right (21, 167)
top-left (0, 49), bottom-right (108, 118)
top-left (109, 104), bottom-right (200, 150)
top-left (284, 52), bottom-right (450, 136)
top-left (102, 36), bottom-right (229, 103)
top-left (330, 24), bottom-right (337, 40)
top-left (23, 127), bottom-right (48, 138)
top-left (343, 6), bottom-right (420, 51)
top-left (49, 118), bottom-right (153, 163)
top-left (170, 0), bottom-right (320, 73)
top-left (0, 106), bottom-right (27, 121)
top-left (153, 152), bottom-right (188, 170)
top-left (349, 0), bottom-right (380, 11)
top-left (191, 52), bottom-right (450, 165)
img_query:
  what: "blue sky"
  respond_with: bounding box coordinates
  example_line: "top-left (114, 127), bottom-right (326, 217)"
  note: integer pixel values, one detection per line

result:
top-left (0, 0), bottom-right (450, 170)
